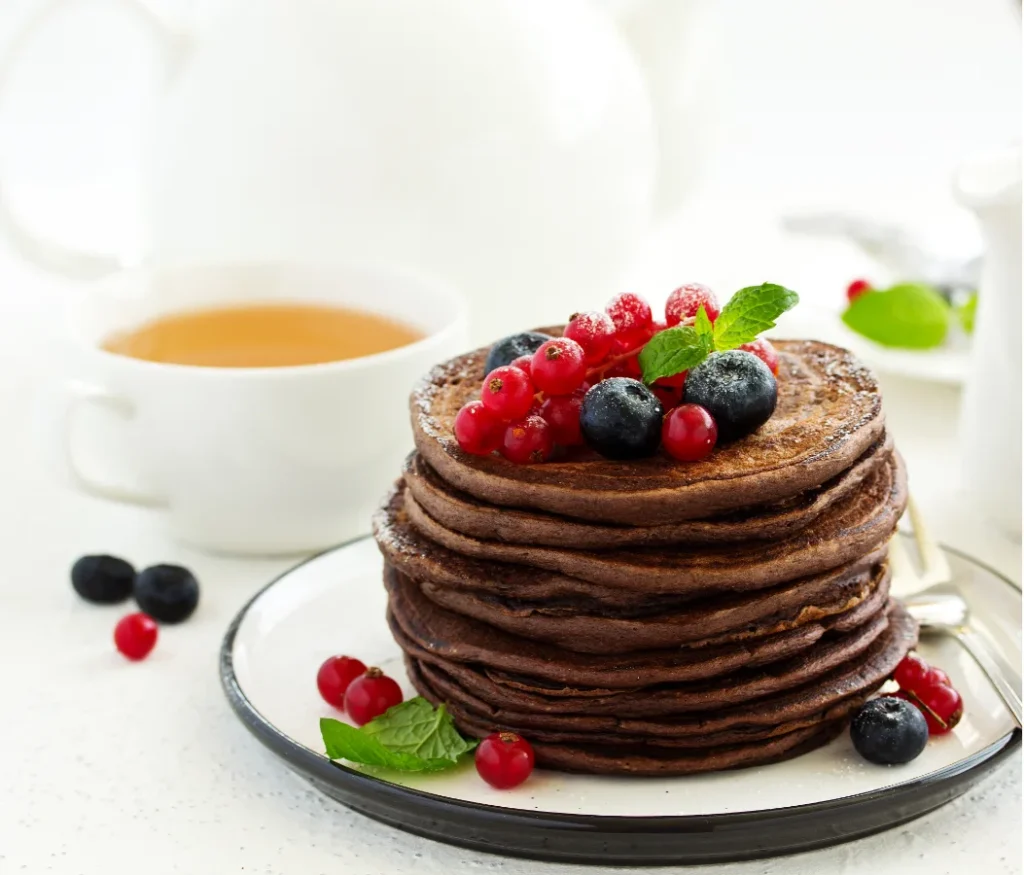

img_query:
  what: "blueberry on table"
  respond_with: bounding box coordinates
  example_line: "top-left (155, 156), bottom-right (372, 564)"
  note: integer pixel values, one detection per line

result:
top-left (133, 564), bottom-right (200, 623)
top-left (850, 697), bottom-right (929, 765)
top-left (683, 350), bottom-right (777, 442)
top-left (484, 331), bottom-right (553, 375)
top-left (71, 555), bottom-right (135, 604)
top-left (579, 377), bottom-right (664, 460)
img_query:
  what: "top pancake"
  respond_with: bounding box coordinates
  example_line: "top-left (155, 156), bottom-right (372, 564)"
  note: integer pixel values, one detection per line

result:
top-left (412, 337), bottom-right (885, 525)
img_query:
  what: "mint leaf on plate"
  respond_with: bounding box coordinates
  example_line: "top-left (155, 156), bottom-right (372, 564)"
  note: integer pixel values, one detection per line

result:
top-left (361, 697), bottom-right (477, 760)
top-left (639, 323), bottom-right (714, 384)
top-left (712, 283), bottom-right (800, 351)
top-left (956, 291), bottom-right (978, 335)
top-left (842, 283), bottom-right (949, 349)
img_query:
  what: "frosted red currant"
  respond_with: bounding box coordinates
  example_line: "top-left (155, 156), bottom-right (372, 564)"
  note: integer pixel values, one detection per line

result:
top-left (662, 404), bottom-right (718, 462)
top-left (481, 365), bottom-right (535, 421)
top-left (739, 338), bottom-right (779, 375)
top-left (606, 293), bottom-right (653, 339)
top-left (501, 414), bottom-right (554, 464)
top-left (113, 612), bottom-right (158, 661)
top-left (564, 311), bottom-right (616, 364)
top-left (475, 731), bottom-right (535, 789)
top-left (539, 392), bottom-right (584, 446)
top-left (531, 338), bottom-right (586, 395)
top-left (509, 354), bottom-right (533, 378)
top-left (316, 655), bottom-right (367, 709)
top-left (847, 278), bottom-right (872, 302)
top-left (344, 667), bottom-right (403, 726)
top-left (665, 283), bottom-right (720, 325)
top-left (454, 400), bottom-right (503, 455)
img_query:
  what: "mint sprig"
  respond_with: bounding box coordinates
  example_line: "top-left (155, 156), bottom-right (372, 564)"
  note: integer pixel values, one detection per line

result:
top-left (639, 283), bottom-right (799, 384)
top-left (320, 697), bottom-right (477, 772)
top-left (841, 283), bottom-right (949, 349)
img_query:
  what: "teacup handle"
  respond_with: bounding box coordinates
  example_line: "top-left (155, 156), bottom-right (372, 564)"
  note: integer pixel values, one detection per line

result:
top-left (0, 0), bottom-right (190, 279)
top-left (50, 381), bottom-right (166, 506)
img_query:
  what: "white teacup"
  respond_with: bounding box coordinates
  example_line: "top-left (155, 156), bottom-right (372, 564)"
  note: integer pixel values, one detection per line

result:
top-left (50, 262), bottom-right (468, 554)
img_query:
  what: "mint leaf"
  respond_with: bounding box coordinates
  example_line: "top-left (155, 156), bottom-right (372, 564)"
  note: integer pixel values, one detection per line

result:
top-left (321, 718), bottom-right (453, 771)
top-left (638, 324), bottom-right (713, 384)
top-left (956, 291), bottom-right (978, 334)
top-left (842, 283), bottom-right (949, 349)
top-left (712, 283), bottom-right (800, 350)
top-left (694, 304), bottom-right (714, 345)
top-left (361, 697), bottom-right (477, 760)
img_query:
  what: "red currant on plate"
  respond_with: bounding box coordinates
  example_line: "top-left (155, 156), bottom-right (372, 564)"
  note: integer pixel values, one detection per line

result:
top-left (662, 404), bottom-right (718, 462)
top-left (344, 667), bottom-right (403, 726)
top-left (114, 612), bottom-right (158, 661)
top-left (738, 338), bottom-right (779, 376)
top-left (481, 365), bottom-right (535, 421)
top-left (475, 731), bottom-right (535, 789)
top-left (914, 683), bottom-right (964, 735)
top-left (606, 292), bottom-right (653, 338)
top-left (454, 401), bottom-right (504, 455)
top-left (846, 278), bottom-right (872, 302)
top-left (531, 338), bottom-right (587, 395)
top-left (564, 311), bottom-right (616, 365)
top-left (316, 655), bottom-right (367, 709)
top-left (501, 415), bottom-right (554, 464)
top-left (509, 355), bottom-right (533, 378)
top-left (922, 666), bottom-right (951, 688)
top-left (892, 653), bottom-right (930, 690)
top-left (665, 283), bottom-right (720, 325)
top-left (539, 393), bottom-right (584, 446)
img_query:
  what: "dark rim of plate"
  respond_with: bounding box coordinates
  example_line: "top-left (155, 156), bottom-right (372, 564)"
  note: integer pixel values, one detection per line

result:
top-left (219, 535), bottom-right (1021, 866)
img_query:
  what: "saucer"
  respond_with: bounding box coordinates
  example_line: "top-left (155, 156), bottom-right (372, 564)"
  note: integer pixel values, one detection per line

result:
top-left (221, 536), bottom-right (1020, 865)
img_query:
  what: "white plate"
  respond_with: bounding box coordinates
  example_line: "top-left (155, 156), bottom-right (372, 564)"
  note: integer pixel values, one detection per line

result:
top-left (221, 536), bottom-right (1020, 865)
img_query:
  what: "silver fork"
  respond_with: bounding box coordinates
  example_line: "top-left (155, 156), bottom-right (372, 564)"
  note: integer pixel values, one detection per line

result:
top-left (893, 497), bottom-right (1022, 726)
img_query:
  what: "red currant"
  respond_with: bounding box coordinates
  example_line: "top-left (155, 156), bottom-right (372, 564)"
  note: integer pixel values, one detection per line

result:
top-left (344, 667), bottom-right (403, 726)
top-left (651, 319), bottom-right (668, 334)
top-left (114, 612), bottom-right (158, 661)
top-left (662, 404), bottom-right (718, 462)
top-left (606, 293), bottom-right (653, 338)
top-left (316, 655), bottom-right (367, 709)
top-left (914, 684), bottom-right (963, 735)
top-left (475, 731), bottom-right (535, 789)
top-left (481, 365), bottom-right (535, 421)
top-left (539, 392), bottom-right (584, 446)
top-left (846, 278), bottom-right (872, 302)
top-left (509, 354), bottom-right (533, 379)
top-left (501, 414), bottom-right (554, 464)
top-left (738, 338), bottom-right (779, 376)
top-left (893, 653), bottom-right (930, 691)
top-left (651, 383), bottom-right (684, 410)
top-left (564, 311), bottom-right (616, 365)
top-left (454, 401), bottom-right (504, 455)
top-left (531, 338), bottom-right (586, 395)
top-left (665, 283), bottom-right (720, 326)
top-left (922, 666), bottom-right (951, 689)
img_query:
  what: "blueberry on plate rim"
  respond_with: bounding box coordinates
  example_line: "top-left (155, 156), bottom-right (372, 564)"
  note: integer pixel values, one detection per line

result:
top-left (579, 377), bottom-right (664, 460)
top-left (71, 554), bottom-right (136, 604)
top-left (850, 696), bottom-right (929, 765)
top-left (484, 331), bottom-right (554, 375)
top-left (133, 563), bottom-right (200, 624)
top-left (683, 350), bottom-right (777, 443)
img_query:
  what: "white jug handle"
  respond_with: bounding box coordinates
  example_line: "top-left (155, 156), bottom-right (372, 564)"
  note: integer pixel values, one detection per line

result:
top-left (0, 0), bottom-right (190, 280)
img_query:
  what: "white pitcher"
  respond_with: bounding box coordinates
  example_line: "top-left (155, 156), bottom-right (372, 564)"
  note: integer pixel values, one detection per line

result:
top-left (953, 143), bottom-right (1022, 537)
top-left (0, 0), bottom-right (656, 342)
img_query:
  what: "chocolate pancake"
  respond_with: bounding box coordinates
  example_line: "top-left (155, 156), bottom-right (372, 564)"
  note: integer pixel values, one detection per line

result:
top-left (403, 432), bottom-right (892, 549)
top-left (412, 338), bottom-right (885, 525)
top-left (394, 453), bottom-right (905, 594)
top-left (418, 554), bottom-right (890, 654)
top-left (385, 563), bottom-right (896, 692)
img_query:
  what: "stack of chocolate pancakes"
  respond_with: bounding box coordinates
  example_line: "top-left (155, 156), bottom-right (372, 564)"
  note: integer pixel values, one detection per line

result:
top-left (373, 338), bottom-right (918, 775)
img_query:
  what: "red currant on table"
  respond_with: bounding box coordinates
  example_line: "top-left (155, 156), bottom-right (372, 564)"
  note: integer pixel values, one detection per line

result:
top-left (531, 338), bottom-right (587, 395)
top-left (662, 404), bottom-right (718, 462)
top-left (606, 292), bottom-right (653, 338)
top-left (666, 283), bottom-right (720, 325)
top-left (509, 354), bottom-right (533, 378)
top-left (481, 365), bottom-right (535, 421)
top-left (564, 311), bottom-right (616, 365)
top-left (114, 612), bottom-right (158, 661)
top-left (475, 731), bottom-right (535, 789)
top-left (316, 655), bottom-right (367, 709)
top-left (501, 414), bottom-right (554, 464)
top-left (344, 667), bottom-right (403, 725)
top-left (738, 338), bottom-right (779, 376)
top-left (846, 278), bottom-right (872, 302)
top-left (539, 392), bottom-right (584, 446)
top-left (454, 400), bottom-right (504, 455)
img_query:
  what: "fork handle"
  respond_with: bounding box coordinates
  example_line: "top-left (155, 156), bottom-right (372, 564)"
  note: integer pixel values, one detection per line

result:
top-left (955, 627), bottom-right (1023, 727)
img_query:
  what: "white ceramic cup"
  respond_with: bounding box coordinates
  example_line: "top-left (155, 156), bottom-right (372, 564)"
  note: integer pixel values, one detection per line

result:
top-left (51, 262), bottom-right (468, 554)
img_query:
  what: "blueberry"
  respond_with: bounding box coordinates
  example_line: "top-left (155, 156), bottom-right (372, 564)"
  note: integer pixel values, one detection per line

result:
top-left (484, 331), bottom-right (553, 375)
top-left (579, 378), bottom-right (664, 460)
top-left (70, 555), bottom-right (135, 604)
top-left (850, 697), bottom-right (929, 765)
top-left (134, 564), bottom-right (200, 624)
top-left (683, 350), bottom-right (777, 442)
